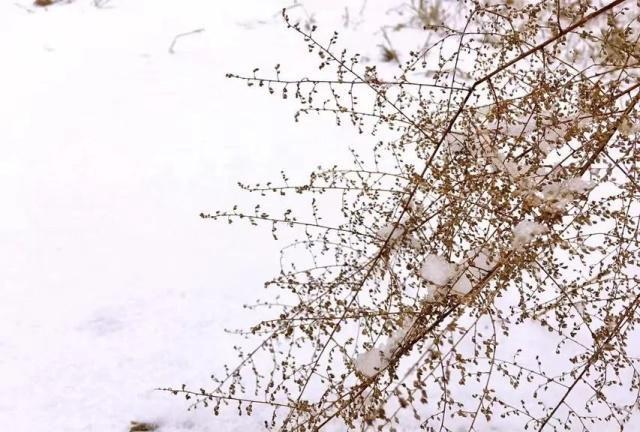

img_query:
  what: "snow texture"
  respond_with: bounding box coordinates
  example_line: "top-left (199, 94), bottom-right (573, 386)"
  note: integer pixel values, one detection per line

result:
top-left (355, 320), bottom-right (414, 378)
top-left (512, 221), bottom-right (548, 249)
top-left (375, 209), bottom-right (424, 249)
top-left (419, 253), bottom-right (482, 297)
top-left (472, 250), bottom-right (497, 273)
top-left (419, 254), bottom-right (455, 286)
top-left (540, 177), bottom-right (594, 212)
top-left (451, 272), bottom-right (473, 295)
top-left (355, 348), bottom-right (388, 378)
top-left (0, 1), bottom-right (384, 431)
top-left (2, 1), bottom-right (638, 431)
top-left (375, 223), bottom-right (405, 242)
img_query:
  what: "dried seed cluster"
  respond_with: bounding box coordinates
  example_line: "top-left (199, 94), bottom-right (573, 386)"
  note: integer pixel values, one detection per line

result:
top-left (167, 1), bottom-right (639, 430)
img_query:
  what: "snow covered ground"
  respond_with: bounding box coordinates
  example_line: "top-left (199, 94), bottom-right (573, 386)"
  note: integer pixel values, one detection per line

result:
top-left (0, 1), bottom-right (380, 430)
top-left (1, 1), bottom-right (638, 431)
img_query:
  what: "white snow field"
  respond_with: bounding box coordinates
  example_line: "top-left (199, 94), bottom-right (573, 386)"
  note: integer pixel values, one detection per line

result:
top-left (0, 1), bottom-right (378, 430)
top-left (1, 1), bottom-right (639, 432)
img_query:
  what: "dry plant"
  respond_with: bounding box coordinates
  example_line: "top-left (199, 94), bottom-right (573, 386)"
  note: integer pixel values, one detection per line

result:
top-left (33, 0), bottom-right (110, 8)
top-left (168, 0), bottom-right (640, 430)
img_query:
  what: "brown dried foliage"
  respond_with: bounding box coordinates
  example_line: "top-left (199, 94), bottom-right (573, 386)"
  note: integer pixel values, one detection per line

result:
top-left (168, 1), bottom-right (640, 430)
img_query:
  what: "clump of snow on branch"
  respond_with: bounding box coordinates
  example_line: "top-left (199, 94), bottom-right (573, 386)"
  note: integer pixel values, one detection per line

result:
top-left (500, 159), bottom-right (596, 214)
top-left (512, 221), bottom-right (548, 249)
top-left (375, 223), bottom-right (405, 242)
top-left (490, 151), bottom-right (531, 179)
top-left (453, 249), bottom-right (499, 296)
top-left (420, 254), bottom-right (455, 286)
top-left (460, 112), bottom-right (597, 215)
top-left (419, 253), bottom-right (488, 298)
top-left (375, 204), bottom-right (424, 248)
top-left (540, 177), bottom-right (594, 212)
top-left (355, 320), bottom-right (415, 378)
top-left (354, 348), bottom-right (387, 378)
top-left (449, 272), bottom-right (473, 295)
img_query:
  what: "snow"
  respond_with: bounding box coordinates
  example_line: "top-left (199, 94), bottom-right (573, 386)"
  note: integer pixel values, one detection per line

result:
top-left (619, 117), bottom-right (638, 136)
top-left (450, 272), bottom-right (473, 295)
top-left (2, 1), bottom-right (638, 431)
top-left (539, 177), bottom-right (594, 212)
top-left (355, 348), bottom-right (387, 378)
top-left (0, 1), bottom-right (376, 431)
top-left (375, 209), bottom-right (425, 249)
top-left (419, 254), bottom-right (454, 286)
top-left (355, 319), bottom-right (414, 378)
top-left (375, 223), bottom-right (405, 242)
top-left (441, 250), bottom-right (499, 296)
top-left (490, 151), bottom-right (530, 179)
top-left (419, 254), bottom-right (476, 297)
top-left (419, 254), bottom-right (480, 296)
top-left (562, 177), bottom-right (594, 194)
top-left (471, 250), bottom-right (497, 273)
top-left (512, 220), bottom-right (548, 249)
top-left (541, 178), bottom-right (591, 199)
